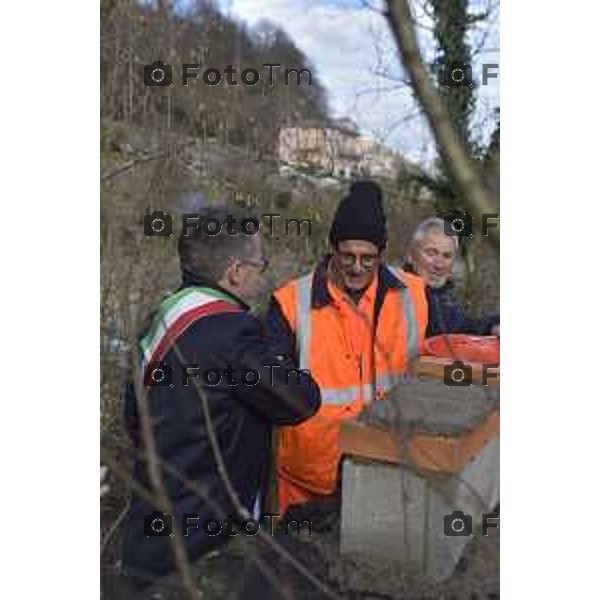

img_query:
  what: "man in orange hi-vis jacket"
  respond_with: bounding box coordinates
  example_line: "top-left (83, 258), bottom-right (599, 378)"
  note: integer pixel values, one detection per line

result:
top-left (265, 181), bottom-right (429, 515)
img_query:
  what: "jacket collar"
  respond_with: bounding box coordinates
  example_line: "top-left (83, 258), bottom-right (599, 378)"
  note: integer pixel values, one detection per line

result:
top-left (179, 269), bottom-right (250, 311)
top-left (310, 255), bottom-right (406, 310)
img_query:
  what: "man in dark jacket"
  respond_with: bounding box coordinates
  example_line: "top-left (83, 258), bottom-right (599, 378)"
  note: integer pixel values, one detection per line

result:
top-left (119, 206), bottom-right (321, 585)
top-left (405, 217), bottom-right (500, 338)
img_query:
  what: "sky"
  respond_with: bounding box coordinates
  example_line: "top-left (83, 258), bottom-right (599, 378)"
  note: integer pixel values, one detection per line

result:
top-left (218, 0), bottom-right (500, 168)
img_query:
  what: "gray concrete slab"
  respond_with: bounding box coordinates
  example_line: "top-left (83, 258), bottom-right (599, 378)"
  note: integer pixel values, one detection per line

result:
top-left (359, 377), bottom-right (499, 435)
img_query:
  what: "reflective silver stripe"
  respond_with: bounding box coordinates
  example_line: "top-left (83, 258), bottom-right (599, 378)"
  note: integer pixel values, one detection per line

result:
top-left (376, 372), bottom-right (403, 391)
top-left (321, 385), bottom-right (362, 405)
top-left (363, 384), bottom-right (376, 403)
top-left (368, 374), bottom-right (404, 401)
top-left (400, 284), bottom-right (420, 362)
top-left (369, 273), bottom-right (419, 400)
top-left (296, 273), bottom-right (313, 371)
top-left (296, 273), bottom-right (363, 406)
top-left (322, 380), bottom-right (404, 405)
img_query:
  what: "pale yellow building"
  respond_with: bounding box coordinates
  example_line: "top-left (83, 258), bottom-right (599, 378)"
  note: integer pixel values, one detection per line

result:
top-left (278, 121), bottom-right (403, 180)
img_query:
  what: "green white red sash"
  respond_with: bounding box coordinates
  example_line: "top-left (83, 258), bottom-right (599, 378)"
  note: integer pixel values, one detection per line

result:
top-left (139, 286), bottom-right (242, 381)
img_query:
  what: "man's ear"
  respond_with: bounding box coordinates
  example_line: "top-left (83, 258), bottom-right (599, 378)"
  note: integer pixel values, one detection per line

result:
top-left (220, 258), bottom-right (242, 289)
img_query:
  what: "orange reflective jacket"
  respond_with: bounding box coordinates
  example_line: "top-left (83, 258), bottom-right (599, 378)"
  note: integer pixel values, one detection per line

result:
top-left (273, 263), bottom-right (428, 495)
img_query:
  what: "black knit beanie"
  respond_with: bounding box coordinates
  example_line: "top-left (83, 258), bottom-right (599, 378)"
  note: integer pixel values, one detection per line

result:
top-left (329, 180), bottom-right (387, 249)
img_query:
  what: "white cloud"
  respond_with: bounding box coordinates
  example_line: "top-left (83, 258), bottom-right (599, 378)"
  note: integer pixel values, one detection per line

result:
top-left (226, 0), bottom-right (499, 167)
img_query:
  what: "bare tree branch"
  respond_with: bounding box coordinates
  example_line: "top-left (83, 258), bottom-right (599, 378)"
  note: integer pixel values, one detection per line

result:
top-left (101, 447), bottom-right (297, 600)
top-left (131, 360), bottom-right (199, 599)
top-left (168, 340), bottom-right (342, 600)
top-left (100, 497), bottom-right (130, 556)
top-left (384, 0), bottom-right (499, 247)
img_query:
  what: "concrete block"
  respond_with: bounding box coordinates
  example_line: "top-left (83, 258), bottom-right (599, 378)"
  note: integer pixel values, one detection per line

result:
top-left (340, 433), bottom-right (499, 583)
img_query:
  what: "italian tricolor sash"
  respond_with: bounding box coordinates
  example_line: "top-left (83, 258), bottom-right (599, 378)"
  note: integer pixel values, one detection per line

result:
top-left (139, 286), bottom-right (242, 381)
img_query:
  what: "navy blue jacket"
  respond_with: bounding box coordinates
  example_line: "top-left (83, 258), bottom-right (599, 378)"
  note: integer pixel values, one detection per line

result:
top-left (426, 281), bottom-right (499, 338)
top-left (121, 272), bottom-right (321, 577)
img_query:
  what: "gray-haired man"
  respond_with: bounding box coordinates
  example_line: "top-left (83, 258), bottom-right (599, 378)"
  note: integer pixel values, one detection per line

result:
top-left (405, 217), bottom-right (499, 337)
top-left (118, 205), bottom-right (321, 591)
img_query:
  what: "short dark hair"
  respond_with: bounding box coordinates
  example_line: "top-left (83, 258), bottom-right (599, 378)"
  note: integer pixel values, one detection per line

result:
top-left (178, 206), bottom-right (259, 282)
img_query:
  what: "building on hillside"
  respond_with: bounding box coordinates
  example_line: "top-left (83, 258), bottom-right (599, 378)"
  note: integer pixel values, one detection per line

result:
top-left (277, 120), bottom-right (404, 180)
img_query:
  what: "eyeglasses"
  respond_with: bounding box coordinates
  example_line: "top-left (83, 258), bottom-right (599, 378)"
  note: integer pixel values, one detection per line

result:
top-left (239, 256), bottom-right (270, 273)
top-left (336, 252), bottom-right (380, 270)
